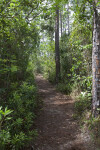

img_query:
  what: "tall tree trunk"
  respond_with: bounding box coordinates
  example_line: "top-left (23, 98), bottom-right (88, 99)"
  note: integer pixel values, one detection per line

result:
top-left (67, 2), bottom-right (70, 35)
top-left (63, 5), bottom-right (65, 33)
top-left (92, 1), bottom-right (100, 117)
top-left (55, 6), bottom-right (60, 84)
top-left (60, 10), bottom-right (62, 37)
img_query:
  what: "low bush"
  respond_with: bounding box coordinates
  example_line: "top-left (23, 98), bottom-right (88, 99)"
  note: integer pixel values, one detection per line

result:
top-left (48, 70), bottom-right (56, 84)
top-left (56, 82), bottom-right (72, 94)
top-left (74, 91), bottom-right (92, 117)
top-left (0, 107), bottom-right (12, 150)
top-left (84, 116), bottom-right (100, 147)
top-left (0, 72), bottom-right (38, 150)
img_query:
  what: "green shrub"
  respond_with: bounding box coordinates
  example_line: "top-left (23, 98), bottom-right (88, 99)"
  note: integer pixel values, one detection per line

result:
top-left (0, 72), bottom-right (38, 149)
top-left (11, 132), bottom-right (28, 150)
top-left (0, 130), bottom-right (11, 150)
top-left (0, 107), bottom-right (13, 150)
top-left (56, 82), bottom-right (72, 94)
top-left (74, 91), bottom-right (92, 117)
top-left (48, 70), bottom-right (56, 83)
top-left (9, 80), bottom-right (37, 148)
top-left (85, 116), bottom-right (100, 147)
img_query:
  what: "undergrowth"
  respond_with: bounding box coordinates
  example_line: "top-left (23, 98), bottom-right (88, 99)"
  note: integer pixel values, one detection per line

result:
top-left (56, 82), bottom-right (72, 94)
top-left (0, 71), bottom-right (38, 150)
top-left (74, 91), bottom-right (92, 118)
top-left (74, 90), bottom-right (100, 148)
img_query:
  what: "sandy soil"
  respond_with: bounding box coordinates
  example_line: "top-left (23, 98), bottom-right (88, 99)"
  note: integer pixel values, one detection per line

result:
top-left (33, 75), bottom-right (97, 150)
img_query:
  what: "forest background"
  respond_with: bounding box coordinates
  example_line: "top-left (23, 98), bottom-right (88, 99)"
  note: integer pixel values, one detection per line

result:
top-left (0, 0), bottom-right (100, 149)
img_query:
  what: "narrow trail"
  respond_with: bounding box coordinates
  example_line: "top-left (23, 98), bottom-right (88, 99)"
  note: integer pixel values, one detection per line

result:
top-left (34, 75), bottom-right (95, 150)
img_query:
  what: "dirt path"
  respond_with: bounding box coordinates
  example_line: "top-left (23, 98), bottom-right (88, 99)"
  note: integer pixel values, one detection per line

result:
top-left (34, 75), bottom-right (96, 150)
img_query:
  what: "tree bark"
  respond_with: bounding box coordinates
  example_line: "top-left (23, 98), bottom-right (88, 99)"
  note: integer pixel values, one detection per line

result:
top-left (92, 0), bottom-right (100, 117)
top-left (55, 6), bottom-right (60, 84)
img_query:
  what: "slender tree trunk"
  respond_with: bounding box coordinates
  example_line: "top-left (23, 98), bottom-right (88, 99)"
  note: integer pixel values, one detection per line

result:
top-left (67, 3), bottom-right (70, 35)
top-left (55, 6), bottom-right (60, 84)
top-left (92, 1), bottom-right (100, 117)
top-left (60, 10), bottom-right (62, 37)
top-left (63, 5), bottom-right (65, 33)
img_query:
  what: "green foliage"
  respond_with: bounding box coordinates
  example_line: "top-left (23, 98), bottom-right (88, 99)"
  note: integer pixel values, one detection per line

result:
top-left (84, 116), bottom-right (100, 147)
top-left (56, 82), bottom-right (72, 94)
top-left (0, 0), bottom-right (39, 90)
top-left (11, 132), bottom-right (28, 149)
top-left (0, 0), bottom-right (97, 148)
top-left (0, 72), bottom-right (38, 149)
top-left (0, 130), bottom-right (11, 150)
top-left (74, 92), bottom-right (92, 117)
top-left (48, 69), bottom-right (56, 83)
top-left (0, 0), bottom-right (40, 148)
top-left (38, 41), bottom-right (56, 83)
top-left (0, 107), bottom-right (12, 150)
top-left (68, 0), bottom-right (93, 123)
top-left (88, 117), bottom-right (100, 137)
top-left (60, 33), bottom-right (72, 84)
